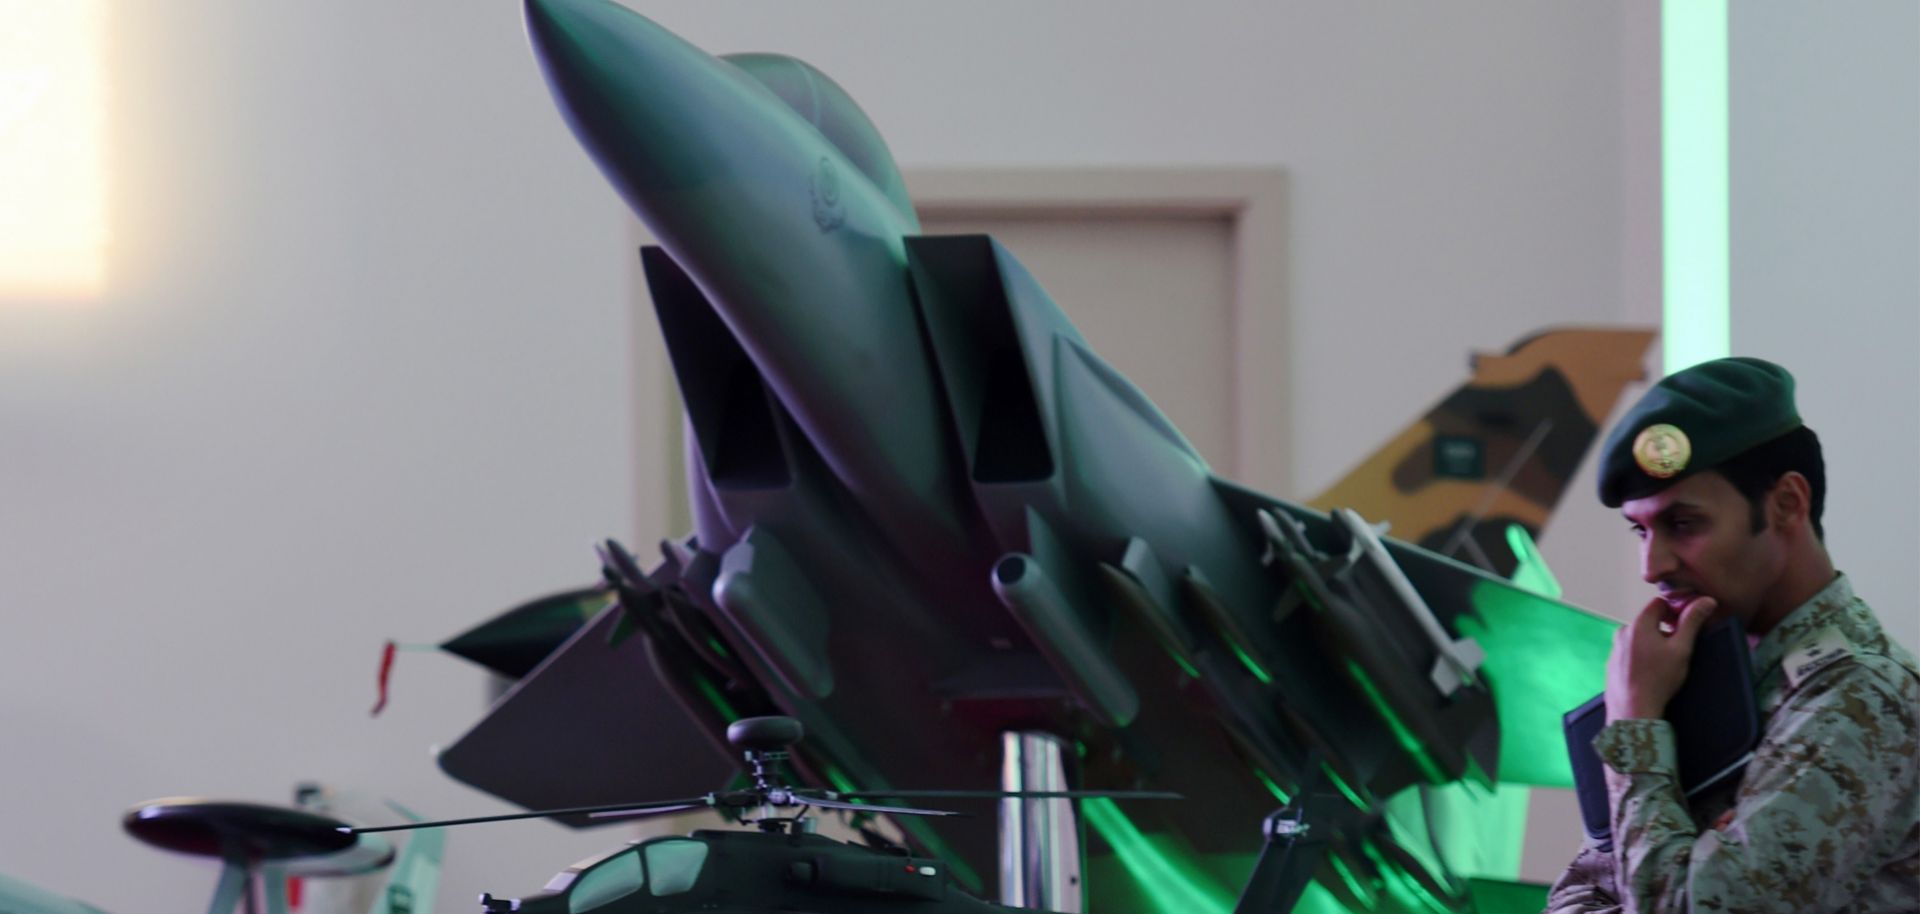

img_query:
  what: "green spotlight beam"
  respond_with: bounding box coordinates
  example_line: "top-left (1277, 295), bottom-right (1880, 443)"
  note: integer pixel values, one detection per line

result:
top-left (1662, 0), bottom-right (1731, 372)
top-left (1081, 799), bottom-right (1236, 914)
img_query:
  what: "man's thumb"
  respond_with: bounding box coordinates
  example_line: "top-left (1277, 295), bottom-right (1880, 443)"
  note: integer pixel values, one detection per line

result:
top-left (1677, 596), bottom-right (1718, 641)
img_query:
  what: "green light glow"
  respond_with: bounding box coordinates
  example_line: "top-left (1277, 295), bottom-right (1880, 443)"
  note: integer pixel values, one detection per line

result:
top-left (1232, 645), bottom-right (1275, 685)
top-left (1345, 661), bottom-right (1447, 784)
top-left (1361, 839), bottom-right (1452, 914)
top-left (691, 677), bottom-right (738, 722)
top-left (1321, 763), bottom-right (1366, 811)
top-left (1171, 652), bottom-right (1202, 679)
top-left (706, 637), bottom-right (731, 658)
top-left (1382, 788), bottom-right (1450, 887)
top-left (1081, 799), bottom-right (1236, 914)
top-left (1503, 525), bottom-right (1563, 600)
top-left (1454, 580), bottom-right (1618, 787)
top-left (1328, 851), bottom-right (1378, 908)
top-left (1662, 0), bottom-right (1730, 372)
top-left (1253, 768), bottom-right (1292, 805)
top-left (1467, 877), bottom-right (1552, 914)
top-left (1392, 782), bottom-right (1529, 882)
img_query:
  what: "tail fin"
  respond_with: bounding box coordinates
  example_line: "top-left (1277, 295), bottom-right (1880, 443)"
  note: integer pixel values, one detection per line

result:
top-left (368, 803), bottom-right (443, 914)
top-left (1307, 327), bottom-right (1653, 577)
top-left (1504, 524), bottom-right (1563, 600)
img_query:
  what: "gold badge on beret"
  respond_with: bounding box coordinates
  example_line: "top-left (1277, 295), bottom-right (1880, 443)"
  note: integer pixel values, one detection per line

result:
top-left (1633, 423), bottom-right (1691, 478)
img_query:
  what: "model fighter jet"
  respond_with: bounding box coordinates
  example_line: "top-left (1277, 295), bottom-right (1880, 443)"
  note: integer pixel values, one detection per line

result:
top-left (416, 1), bottom-right (1634, 911)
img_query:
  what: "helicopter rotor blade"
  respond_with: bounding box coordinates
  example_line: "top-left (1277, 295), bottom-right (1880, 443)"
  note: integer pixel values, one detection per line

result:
top-left (800, 789), bottom-right (1183, 801)
top-left (587, 803), bottom-right (707, 821)
top-left (803, 797), bottom-right (962, 818)
top-left (340, 795), bottom-right (714, 834)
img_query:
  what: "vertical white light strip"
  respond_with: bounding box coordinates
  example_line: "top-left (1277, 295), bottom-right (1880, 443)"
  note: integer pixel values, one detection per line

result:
top-left (1662, 0), bottom-right (1731, 372)
top-left (0, 1), bottom-right (107, 300)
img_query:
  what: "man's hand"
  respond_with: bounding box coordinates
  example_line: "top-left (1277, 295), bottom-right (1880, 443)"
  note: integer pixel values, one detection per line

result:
top-left (1604, 596), bottom-right (1717, 720)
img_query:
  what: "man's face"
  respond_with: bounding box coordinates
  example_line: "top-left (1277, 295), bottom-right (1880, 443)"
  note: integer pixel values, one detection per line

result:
top-left (1621, 471), bottom-right (1786, 624)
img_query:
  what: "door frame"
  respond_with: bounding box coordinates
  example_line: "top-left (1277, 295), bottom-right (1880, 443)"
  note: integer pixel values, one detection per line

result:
top-left (907, 167), bottom-right (1290, 489)
top-left (631, 167), bottom-right (1291, 536)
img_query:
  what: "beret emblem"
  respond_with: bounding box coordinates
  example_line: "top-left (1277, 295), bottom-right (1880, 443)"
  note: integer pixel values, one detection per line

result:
top-left (1632, 423), bottom-right (1691, 479)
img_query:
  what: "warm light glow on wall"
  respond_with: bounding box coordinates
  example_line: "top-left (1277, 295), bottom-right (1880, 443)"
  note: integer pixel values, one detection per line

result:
top-left (0, 0), bottom-right (108, 299)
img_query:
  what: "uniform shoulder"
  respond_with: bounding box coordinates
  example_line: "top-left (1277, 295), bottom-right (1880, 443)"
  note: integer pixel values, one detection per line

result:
top-left (1845, 650), bottom-right (1920, 707)
top-left (1779, 647), bottom-right (1920, 747)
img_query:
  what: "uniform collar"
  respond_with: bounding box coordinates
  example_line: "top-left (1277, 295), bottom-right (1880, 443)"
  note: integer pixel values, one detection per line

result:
top-left (1750, 572), bottom-right (1871, 676)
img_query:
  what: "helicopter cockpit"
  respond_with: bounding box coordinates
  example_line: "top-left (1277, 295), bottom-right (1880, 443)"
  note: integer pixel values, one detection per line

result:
top-left (371, 716), bottom-right (1176, 914)
top-left (498, 836), bottom-right (711, 913)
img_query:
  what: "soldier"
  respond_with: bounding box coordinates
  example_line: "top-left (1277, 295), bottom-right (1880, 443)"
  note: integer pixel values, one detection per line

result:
top-left (1545, 357), bottom-right (1920, 913)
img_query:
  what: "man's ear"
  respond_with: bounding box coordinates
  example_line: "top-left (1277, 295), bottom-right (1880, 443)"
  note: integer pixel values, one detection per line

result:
top-left (1770, 472), bottom-right (1812, 533)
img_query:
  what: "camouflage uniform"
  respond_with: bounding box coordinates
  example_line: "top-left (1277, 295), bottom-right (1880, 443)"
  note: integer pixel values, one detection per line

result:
top-left (1546, 574), bottom-right (1920, 912)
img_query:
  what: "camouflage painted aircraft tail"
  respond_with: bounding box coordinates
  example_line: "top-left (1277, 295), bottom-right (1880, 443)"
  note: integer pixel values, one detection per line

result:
top-left (1307, 328), bottom-right (1655, 578)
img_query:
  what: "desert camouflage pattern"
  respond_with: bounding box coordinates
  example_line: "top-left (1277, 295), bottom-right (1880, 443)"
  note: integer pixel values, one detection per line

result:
top-left (1308, 328), bottom-right (1654, 577)
top-left (1546, 574), bottom-right (1920, 912)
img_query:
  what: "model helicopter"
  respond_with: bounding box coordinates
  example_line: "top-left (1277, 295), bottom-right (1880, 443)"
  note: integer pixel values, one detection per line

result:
top-left (348, 715), bottom-right (1179, 914)
top-left (0, 790), bottom-right (443, 914)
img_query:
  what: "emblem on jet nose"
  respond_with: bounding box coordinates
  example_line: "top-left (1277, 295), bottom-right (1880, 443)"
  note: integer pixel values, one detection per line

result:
top-left (811, 155), bottom-right (846, 232)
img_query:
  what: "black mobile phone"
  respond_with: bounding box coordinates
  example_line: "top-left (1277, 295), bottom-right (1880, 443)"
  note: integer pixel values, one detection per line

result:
top-left (1563, 615), bottom-right (1759, 849)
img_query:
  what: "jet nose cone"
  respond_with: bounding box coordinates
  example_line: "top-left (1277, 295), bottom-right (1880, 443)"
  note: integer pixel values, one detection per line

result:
top-left (522, 0), bottom-right (730, 198)
top-left (523, 0), bottom-right (619, 42)
top-left (523, 0), bottom-right (659, 83)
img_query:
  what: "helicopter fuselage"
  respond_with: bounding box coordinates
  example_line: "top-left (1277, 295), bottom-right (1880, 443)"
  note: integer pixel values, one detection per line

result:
top-left (496, 829), bottom-right (1037, 914)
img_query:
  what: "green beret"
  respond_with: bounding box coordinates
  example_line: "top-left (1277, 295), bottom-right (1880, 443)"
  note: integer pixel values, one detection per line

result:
top-left (1596, 357), bottom-right (1802, 507)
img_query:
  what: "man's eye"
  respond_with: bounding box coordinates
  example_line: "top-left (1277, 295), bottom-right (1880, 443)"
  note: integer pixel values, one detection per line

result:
top-left (1669, 518), bottom-right (1694, 533)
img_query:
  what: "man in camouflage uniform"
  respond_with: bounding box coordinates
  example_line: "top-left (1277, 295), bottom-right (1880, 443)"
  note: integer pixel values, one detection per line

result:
top-left (1546, 357), bottom-right (1920, 912)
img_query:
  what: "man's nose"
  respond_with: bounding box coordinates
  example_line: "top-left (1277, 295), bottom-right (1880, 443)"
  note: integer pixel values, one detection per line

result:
top-left (1641, 535), bottom-right (1678, 584)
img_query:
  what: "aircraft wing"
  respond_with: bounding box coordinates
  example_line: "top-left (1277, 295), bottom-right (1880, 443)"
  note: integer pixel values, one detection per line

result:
top-left (436, 598), bottom-right (746, 824)
top-left (1219, 482), bottom-right (1617, 788)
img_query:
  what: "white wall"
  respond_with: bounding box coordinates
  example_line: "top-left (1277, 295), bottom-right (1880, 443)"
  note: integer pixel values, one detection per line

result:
top-left (1732, 1), bottom-right (1920, 654)
top-left (0, 1), bottom-right (1763, 909)
top-left (0, 2), bottom-right (640, 908)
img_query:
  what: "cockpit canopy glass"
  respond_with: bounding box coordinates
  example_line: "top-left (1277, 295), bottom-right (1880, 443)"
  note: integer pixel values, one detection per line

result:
top-left (642, 839), bottom-right (709, 896)
top-left (563, 848), bottom-right (644, 913)
top-left (543, 838), bottom-right (711, 913)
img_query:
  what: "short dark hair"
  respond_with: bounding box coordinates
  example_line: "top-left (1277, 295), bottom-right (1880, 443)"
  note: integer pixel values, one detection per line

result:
top-left (1712, 425), bottom-right (1825, 540)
